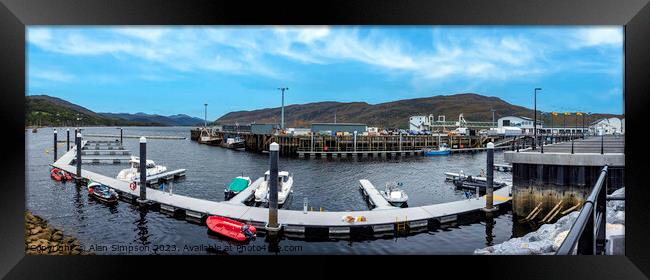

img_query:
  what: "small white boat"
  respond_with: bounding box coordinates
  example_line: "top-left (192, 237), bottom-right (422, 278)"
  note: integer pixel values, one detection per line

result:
top-left (380, 182), bottom-right (408, 207)
top-left (224, 176), bottom-right (252, 199)
top-left (116, 156), bottom-right (168, 182)
top-left (254, 170), bottom-right (293, 205)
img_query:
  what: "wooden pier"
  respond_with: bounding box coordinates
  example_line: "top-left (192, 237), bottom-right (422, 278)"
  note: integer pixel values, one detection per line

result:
top-left (191, 128), bottom-right (511, 158)
top-left (53, 139), bottom-right (512, 237)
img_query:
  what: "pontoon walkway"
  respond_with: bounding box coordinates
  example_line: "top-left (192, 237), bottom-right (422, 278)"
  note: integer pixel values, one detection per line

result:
top-left (53, 141), bottom-right (512, 235)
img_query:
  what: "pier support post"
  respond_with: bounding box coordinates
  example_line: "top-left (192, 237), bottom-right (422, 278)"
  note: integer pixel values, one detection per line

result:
top-left (353, 131), bottom-right (357, 152)
top-left (66, 128), bottom-right (70, 151)
top-left (76, 132), bottom-right (82, 177)
top-left (399, 133), bottom-right (402, 151)
top-left (137, 137), bottom-right (149, 206)
top-left (120, 128), bottom-right (123, 144)
top-left (53, 129), bottom-right (58, 162)
top-left (74, 128), bottom-right (78, 145)
top-left (266, 142), bottom-right (281, 233)
top-left (483, 142), bottom-right (497, 212)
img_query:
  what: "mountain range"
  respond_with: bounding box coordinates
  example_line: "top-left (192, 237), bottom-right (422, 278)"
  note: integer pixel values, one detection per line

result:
top-left (216, 93), bottom-right (622, 129)
top-left (26, 95), bottom-right (203, 127)
top-left (27, 93), bottom-right (621, 128)
top-left (99, 112), bottom-right (204, 126)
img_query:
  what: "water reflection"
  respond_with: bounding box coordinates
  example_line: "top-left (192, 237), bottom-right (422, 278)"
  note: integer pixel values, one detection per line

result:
top-left (27, 127), bottom-right (525, 254)
top-left (485, 212), bottom-right (495, 246)
top-left (134, 210), bottom-right (151, 246)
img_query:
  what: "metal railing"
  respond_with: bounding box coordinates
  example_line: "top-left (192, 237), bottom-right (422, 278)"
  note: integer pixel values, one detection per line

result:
top-left (556, 165), bottom-right (608, 255)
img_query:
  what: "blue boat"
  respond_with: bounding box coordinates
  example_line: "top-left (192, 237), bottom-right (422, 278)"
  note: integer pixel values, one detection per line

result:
top-left (424, 143), bottom-right (451, 156)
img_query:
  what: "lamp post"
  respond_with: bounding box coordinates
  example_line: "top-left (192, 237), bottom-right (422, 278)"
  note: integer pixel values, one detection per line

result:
top-left (587, 112), bottom-right (591, 136)
top-left (491, 108), bottom-right (496, 128)
top-left (533, 88), bottom-right (542, 150)
top-left (277, 87), bottom-right (289, 129)
top-left (563, 112), bottom-right (567, 136)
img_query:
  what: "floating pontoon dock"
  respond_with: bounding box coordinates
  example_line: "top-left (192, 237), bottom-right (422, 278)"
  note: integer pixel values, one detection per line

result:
top-left (53, 140), bottom-right (512, 236)
top-left (85, 134), bottom-right (186, 140)
top-left (359, 179), bottom-right (397, 210)
top-left (224, 177), bottom-right (264, 205)
top-left (444, 172), bottom-right (510, 186)
top-left (494, 163), bottom-right (513, 172)
top-left (143, 169), bottom-right (187, 185)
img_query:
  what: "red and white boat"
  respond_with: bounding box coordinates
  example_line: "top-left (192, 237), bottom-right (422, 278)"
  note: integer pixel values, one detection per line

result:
top-left (206, 216), bottom-right (256, 241)
top-left (50, 168), bottom-right (73, 182)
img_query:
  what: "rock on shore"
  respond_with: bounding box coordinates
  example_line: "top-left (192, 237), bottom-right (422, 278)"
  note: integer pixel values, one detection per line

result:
top-left (474, 187), bottom-right (626, 255)
top-left (25, 211), bottom-right (88, 255)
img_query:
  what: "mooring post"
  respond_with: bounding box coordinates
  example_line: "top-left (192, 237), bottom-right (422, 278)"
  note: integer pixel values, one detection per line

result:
top-left (353, 131), bottom-right (357, 152)
top-left (137, 137), bottom-right (148, 205)
top-left (303, 197), bottom-right (308, 214)
top-left (266, 142), bottom-right (281, 233)
top-left (53, 129), bottom-right (58, 162)
top-left (120, 127), bottom-right (123, 143)
top-left (66, 128), bottom-right (70, 151)
top-left (75, 132), bottom-right (82, 177)
top-left (483, 142), bottom-right (496, 212)
top-left (601, 134), bottom-right (604, 154)
top-left (310, 132), bottom-right (314, 152)
top-left (74, 128), bottom-right (78, 145)
top-left (516, 137), bottom-right (519, 152)
top-left (541, 136), bottom-right (544, 154)
top-left (571, 136), bottom-right (575, 154)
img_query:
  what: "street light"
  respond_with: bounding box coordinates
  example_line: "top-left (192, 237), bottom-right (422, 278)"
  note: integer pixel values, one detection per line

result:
top-left (490, 108), bottom-right (496, 128)
top-left (533, 88), bottom-right (542, 150)
top-left (204, 103), bottom-right (208, 128)
top-left (277, 87), bottom-right (289, 129)
top-left (562, 112), bottom-right (569, 134)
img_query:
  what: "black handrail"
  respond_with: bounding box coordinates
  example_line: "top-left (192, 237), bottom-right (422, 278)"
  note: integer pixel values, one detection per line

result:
top-left (556, 165), bottom-right (608, 255)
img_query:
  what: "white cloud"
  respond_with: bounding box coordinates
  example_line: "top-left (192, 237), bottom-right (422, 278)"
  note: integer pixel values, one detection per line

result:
top-left (113, 27), bottom-right (169, 42)
top-left (30, 69), bottom-right (74, 82)
top-left (26, 26), bottom-right (621, 84)
top-left (572, 27), bottom-right (623, 48)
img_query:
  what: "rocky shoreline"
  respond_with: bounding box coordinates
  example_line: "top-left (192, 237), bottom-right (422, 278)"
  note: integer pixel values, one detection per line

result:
top-left (25, 211), bottom-right (90, 255)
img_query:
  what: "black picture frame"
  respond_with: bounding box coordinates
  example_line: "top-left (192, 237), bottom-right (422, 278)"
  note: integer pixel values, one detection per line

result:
top-left (1, 0), bottom-right (649, 279)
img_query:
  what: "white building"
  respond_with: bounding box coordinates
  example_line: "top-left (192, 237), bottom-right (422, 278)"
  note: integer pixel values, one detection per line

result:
top-left (409, 115), bottom-right (435, 131)
top-left (497, 116), bottom-right (543, 134)
top-left (590, 117), bottom-right (623, 135)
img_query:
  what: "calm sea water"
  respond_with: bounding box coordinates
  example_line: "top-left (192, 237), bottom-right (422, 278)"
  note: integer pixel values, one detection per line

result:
top-left (26, 126), bottom-right (527, 255)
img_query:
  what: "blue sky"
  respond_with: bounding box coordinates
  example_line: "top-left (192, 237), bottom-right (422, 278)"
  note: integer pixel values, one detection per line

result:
top-left (27, 26), bottom-right (623, 119)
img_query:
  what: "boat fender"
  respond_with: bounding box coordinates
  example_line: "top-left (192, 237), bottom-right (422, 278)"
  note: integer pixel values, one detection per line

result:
top-left (130, 181), bottom-right (137, 191)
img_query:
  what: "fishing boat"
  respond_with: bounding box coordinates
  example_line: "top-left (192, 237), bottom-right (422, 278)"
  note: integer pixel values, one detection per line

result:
top-left (87, 182), bottom-right (119, 204)
top-left (254, 170), bottom-right (293, 205)
top-left (222, 137), bottom-right (245, 149)
top-left (380, 182), bottom-right (409, 207)
top-left (206, 216), bottom-right (256, 241)
top-left (50, 168), bottom-right (73, 181)
top-left (224, 176), bottom-right (252, 200)
top-left (424, 143), bottom-right (451, 156)
top-left (116, 156), bottom-right (167, 182)
top-left (198, 128), bottom-right (222, 146)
